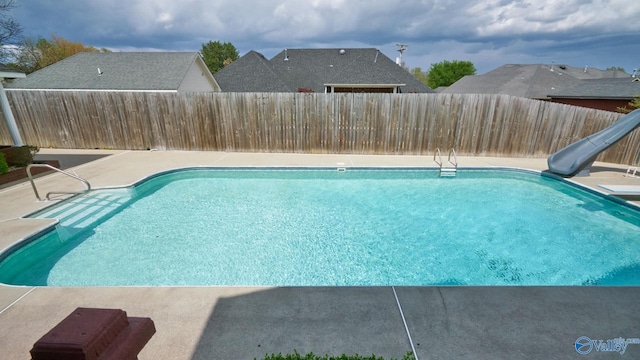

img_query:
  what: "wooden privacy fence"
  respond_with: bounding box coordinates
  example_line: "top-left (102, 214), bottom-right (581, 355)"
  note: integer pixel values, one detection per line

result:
top-left (0, 91), bottom-right (638, 165)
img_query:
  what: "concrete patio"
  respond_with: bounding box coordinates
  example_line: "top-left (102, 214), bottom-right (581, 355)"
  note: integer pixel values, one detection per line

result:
top-left (1, 150), bottom-right (639, 359)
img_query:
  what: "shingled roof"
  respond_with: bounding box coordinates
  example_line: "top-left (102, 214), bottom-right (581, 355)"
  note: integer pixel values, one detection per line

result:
top-left (548, 77), bottom-right (640, 99)
top-left (213, 50), bottom-right (292, 92)
top-left (442, 64), bottom-right (629, 99)
top-left (6, 52), bottom-right (219, 92)
top-left (214, 48), bottom-right (433, 93)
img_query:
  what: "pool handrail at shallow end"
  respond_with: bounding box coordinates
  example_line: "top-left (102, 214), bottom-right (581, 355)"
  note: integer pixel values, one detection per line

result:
top-left (27, 164), bottom-right (92, 201)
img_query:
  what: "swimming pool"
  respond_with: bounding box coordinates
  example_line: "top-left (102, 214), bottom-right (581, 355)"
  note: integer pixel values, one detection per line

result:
top-left (1, 168), bottom-right (639, 286)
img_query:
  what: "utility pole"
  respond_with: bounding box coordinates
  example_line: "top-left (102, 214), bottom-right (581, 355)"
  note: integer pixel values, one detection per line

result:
top-left (395, 43), bottom-right (408, 67)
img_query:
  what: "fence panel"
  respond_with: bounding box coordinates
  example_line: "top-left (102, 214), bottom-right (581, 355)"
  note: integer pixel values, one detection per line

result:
top-left (0, 91), bottom-right (636, 165)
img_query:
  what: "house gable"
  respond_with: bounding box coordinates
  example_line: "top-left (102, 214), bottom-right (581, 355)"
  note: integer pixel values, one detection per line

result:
top-left (214, 50), bottom-right (292, 92)
top-left (178, 56), bottom-right (221, 92)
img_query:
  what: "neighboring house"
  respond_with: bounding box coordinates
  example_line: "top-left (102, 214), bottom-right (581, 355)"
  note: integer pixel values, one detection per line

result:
top-left (6, 52), bottom-right (220, 93)
top-left (441, 64), bottom-right (629, 100)
top-left (548, 77), bottom-right (640, 112)
top-left (214, 48), bottom-right (433, 93)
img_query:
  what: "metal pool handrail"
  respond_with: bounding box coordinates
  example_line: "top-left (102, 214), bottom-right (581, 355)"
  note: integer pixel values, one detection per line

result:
top-left (26, 164), bottom-right (91, 201)
top-left (434, 148), bottom-right (458, 167)
top-left (448, 148), bottom-right (458, 168)
top-left (434, 148), bottom-right (458, 177)
top-left (433, 148), bottom-right (443, 167)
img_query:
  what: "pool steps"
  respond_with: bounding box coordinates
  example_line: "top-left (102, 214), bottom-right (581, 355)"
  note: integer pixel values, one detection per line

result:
top-left (434, 148), bottom-right (458, 177)
top-left (439, 167), bottom-right (457, 177)
top-left (30, 189), bottom-right (134, 238)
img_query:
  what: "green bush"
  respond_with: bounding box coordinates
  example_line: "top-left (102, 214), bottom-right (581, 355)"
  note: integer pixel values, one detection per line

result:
top-left (0, 145), bottom-right (39, 167)
top-left (0, 153), bottom-right (8, 174)
top-left (259, 350), bottom-right (415, 360)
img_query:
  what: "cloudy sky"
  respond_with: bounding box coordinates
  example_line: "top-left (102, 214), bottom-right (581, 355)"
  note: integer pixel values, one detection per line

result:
top-left (10, 0), bottom-right (640, 74)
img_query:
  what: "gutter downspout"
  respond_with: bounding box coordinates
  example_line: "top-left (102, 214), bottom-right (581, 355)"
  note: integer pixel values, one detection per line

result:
top-left (0, 80), bottom-right (23, 146)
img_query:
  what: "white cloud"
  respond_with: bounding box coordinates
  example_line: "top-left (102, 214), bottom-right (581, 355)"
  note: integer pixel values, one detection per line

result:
top-left (470, 0), bottom-right (640, 36)
top-left (11, 0), bottom-right (640, 74)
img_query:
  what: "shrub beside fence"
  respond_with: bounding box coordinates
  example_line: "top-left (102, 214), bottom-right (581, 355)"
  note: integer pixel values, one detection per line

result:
top-left (0, 91), bottom-right (637, 165)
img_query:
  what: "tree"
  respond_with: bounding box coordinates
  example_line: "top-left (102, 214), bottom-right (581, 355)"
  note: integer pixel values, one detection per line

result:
top-left (617, 95), bottom-right (640, 113)
top-left (606, 66), bottom-right (625, 72)
top-left (200, 40), bottom-right (238, 74)
top-left (0, 0), bottom-right (22, 62)
top-left (10, 36), bottom-right (39, 73)
top-left (10, 34), bottom-right (108, 74)
top-left (38, 35), bottom-right (107, 69)
top-left (410, 67), bottom-right (429, 86)
top-left (427, 60), bottom-right (476, 88)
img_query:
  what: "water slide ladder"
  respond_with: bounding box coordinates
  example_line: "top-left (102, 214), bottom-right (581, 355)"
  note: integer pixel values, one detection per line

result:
top-left (26, 163), bottom-right (92, 201)
top-left (434, 148), bottom-right (458, 177)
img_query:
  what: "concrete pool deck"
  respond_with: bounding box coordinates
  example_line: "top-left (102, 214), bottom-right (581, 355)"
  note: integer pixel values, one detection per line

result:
top-left (1, 149), bottom-right (639, 359)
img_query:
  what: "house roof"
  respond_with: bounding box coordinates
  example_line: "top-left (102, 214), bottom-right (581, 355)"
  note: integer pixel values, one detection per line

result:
top-left (442, 64), bottom-right (630, 99)
top-left (213, 50), bottom-right (293, 92)
top-left (548, 77), bottom-right (640, 99)
top-left (7, 52), bottom-right (211, 91)
top-left (215, 48), bottom-right (433, 93)
top-left (0, 64), bottom-right (25, 79)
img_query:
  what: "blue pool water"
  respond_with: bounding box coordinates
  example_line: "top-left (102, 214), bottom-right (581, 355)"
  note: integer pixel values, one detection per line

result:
top-left (1, 168), bottom-right (639, 286)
